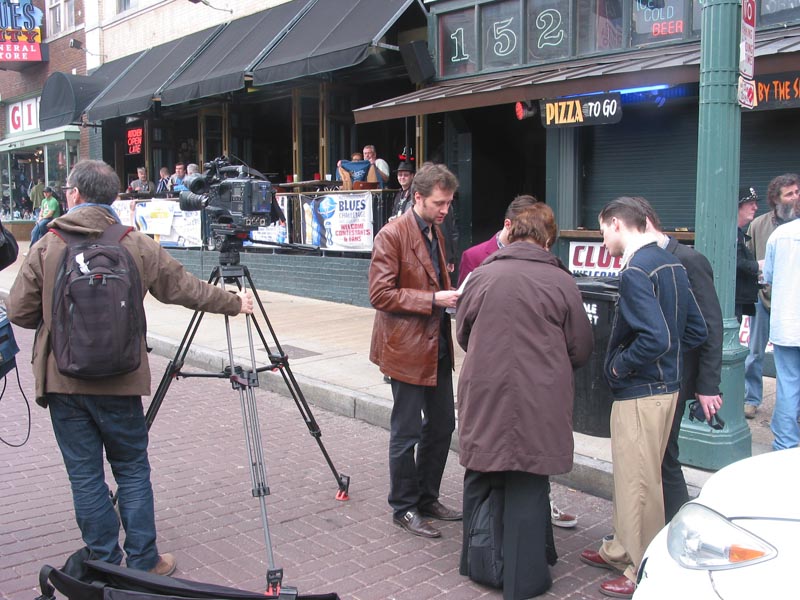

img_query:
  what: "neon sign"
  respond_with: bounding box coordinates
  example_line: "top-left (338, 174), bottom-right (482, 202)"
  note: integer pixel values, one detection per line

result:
top-left (126, 127), bottom-right (143, 155)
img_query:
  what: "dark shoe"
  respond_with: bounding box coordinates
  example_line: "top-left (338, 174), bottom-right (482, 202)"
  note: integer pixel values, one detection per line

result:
top-left (580, 549), bottom-right (618, 572)
top-left (744, 404), bottom-right (757, 419)
top-left (149, 553), bottom-right (177, 577)
top-left (393, 510), bottom-right (441, 538)
top-left (419, 500), bottom-right (462, 521)
top-left (599, 574), bottom-right (635, 598)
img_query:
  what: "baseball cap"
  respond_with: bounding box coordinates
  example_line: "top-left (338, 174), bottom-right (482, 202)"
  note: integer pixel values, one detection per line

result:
top-left (44, 186), bottom-right (54, 193)
top-left (738, 186), bottom-right (758, 205)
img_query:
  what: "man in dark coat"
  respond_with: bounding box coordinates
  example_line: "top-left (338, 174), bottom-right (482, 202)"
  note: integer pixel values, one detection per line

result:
top-left (637, 198), bottom-right (723, 522)
top-left (369, 162), bottom-right (462, 539)
top-left (456, 203), bottom-right (593, 599)
top-left (736, 186), bottom-right (761, 322)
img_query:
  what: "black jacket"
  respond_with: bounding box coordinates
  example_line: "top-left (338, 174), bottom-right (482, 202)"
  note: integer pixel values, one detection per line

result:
top-left (736, 227), bottom-right (759, 313)
top-left (666, 237), bottom-right (723, 399)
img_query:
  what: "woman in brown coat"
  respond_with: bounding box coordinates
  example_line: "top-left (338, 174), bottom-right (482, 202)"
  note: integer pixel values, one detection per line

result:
top-left (456, 203), bottom-right (593, 599)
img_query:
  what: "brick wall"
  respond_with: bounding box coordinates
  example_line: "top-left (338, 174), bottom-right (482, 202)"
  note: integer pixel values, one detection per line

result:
top-left (165, 249), bottom-right (372, 308)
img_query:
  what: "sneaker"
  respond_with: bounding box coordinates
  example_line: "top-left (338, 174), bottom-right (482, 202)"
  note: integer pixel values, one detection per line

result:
top-left (149, 553), bottom-right (177, 577)
top-left (744, 404), bottom-right (757, 419)
top-left (551, 501), bottom-right (578, 528)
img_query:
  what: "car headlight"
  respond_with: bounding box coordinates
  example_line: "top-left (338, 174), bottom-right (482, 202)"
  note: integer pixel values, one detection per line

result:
top-left (667, 503), bottom-right (777, 570)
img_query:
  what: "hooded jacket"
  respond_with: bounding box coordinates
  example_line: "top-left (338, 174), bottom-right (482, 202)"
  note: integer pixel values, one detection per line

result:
top-left (455, 242), bottom-right (593, 475)
top-left (7, 205), bottom-right (242, 406)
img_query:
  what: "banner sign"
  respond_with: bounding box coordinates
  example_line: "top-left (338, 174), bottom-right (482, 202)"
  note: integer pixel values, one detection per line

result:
top-left (751, 72), bottom-right (800, 111)
top-left (540, 93), bottom-right (622, 128)
top-left (299, 192), bottom-right (373, 250)
top-left (134, 201), bottom-right (175, 236)
top-left (251, 194), bottom-right (290, 244)
top-left (0, 0), bottom-right (45, 65)
top-left (568, 241), bottom-right (622, 277)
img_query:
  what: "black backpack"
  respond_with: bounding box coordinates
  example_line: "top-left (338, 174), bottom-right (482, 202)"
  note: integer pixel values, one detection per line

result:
top-left (51, 223), bottom-right (146, 379)
top-left (465, 487), bottom-right (505, 589)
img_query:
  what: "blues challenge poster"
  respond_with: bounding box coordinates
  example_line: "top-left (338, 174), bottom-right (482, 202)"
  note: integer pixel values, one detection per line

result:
top-left (299, 192), bottom-right (373, 251)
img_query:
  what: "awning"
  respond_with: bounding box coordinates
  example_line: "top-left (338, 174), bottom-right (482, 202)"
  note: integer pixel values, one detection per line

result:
top-left (354, 26), bottom-right (800, 124)
top-left (160, 0), bottom-right (315, 106)
top-left (0, 125), bottom-right (80, 153)
top-left (38, 53), bottom-right (143, 130)
top-left (251, 0), bottom-right (415, 86)
top-left (85, 26), bottom-right (224, 122)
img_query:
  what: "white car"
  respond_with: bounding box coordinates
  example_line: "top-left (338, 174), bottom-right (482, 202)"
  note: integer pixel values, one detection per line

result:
top-left (634, 448), bottom-right (800, 599)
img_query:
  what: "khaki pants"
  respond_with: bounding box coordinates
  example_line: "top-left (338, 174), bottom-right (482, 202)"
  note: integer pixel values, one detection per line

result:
top-left (600, 392), bottom-right (677, 582)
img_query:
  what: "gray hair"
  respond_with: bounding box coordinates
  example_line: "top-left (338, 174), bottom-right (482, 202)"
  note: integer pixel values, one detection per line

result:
top-left (67, 160), bottom-right (120, 205)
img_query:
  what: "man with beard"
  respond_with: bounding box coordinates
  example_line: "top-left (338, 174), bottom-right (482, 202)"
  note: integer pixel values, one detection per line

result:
top-left (744, 173), bottom-right (800, 419)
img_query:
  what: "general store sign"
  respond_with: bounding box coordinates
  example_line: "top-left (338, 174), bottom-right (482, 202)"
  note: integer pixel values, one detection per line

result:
top-left (0, 0), bottom-right (45, 65)
top-left (6, 97), bottom-right (39, 134)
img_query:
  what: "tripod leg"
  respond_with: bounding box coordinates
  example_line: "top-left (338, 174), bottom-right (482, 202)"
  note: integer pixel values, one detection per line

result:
top-left (239, 267), bottom-right (350, 500)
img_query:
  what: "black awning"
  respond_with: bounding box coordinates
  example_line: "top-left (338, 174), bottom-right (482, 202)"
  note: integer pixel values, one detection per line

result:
top-left (160, 0), bottom-right (314, 107)
top-left (85, 26), bottom-right (223, 122)
top-left (251, 0), bottom-right (415, 86)
top-left (38, 53), bottom-right (142, 130)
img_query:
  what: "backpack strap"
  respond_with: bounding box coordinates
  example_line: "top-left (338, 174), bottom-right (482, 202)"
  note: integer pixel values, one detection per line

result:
top-left (36, 565), bottom-right (57, 600)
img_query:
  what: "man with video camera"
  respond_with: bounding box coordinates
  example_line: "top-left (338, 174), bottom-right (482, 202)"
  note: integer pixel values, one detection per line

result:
top-left (7, 159), bottom-right (254, 577)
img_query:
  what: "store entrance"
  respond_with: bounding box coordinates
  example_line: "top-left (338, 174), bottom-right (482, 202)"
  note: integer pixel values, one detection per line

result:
top-left (440, 104), bottom-right (547, 251)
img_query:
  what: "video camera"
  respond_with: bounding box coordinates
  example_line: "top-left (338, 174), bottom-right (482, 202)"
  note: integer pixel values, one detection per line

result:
top-left (178, 157), bottom-right (285, 247)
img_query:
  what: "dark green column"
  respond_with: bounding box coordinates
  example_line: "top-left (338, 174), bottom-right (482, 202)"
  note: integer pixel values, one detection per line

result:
top-left (679, 0), bottom-right (752, 469)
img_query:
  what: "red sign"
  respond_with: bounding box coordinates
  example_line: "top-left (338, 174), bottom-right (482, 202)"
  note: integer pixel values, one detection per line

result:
top-left (740, 0), bottom-right (756, 79)
top-left (126, 127), bottom-right (143, 155)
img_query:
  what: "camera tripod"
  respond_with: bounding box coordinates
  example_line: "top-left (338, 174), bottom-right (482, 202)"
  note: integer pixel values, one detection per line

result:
top-left (144, 240), bottom-right (350, 598)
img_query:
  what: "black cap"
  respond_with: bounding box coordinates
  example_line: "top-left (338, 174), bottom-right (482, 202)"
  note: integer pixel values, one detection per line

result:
top-left (396, 160), bottom-right (415, 173)
top-left (738, 186), bottom-right (758, 205)
top-left (44, 186), bottom-right (54, 193)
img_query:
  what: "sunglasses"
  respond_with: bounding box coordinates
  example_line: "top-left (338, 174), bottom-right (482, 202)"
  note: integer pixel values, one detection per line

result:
top-left (688, 400), bottom-right (725, 431)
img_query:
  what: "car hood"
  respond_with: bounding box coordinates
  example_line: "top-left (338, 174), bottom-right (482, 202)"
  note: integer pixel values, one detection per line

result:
top-left (692, 448), bottom-right (800, 520)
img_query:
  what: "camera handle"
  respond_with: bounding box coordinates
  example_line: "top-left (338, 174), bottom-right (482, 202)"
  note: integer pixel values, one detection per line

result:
top-left (141, 263), bottom-right (350, 597)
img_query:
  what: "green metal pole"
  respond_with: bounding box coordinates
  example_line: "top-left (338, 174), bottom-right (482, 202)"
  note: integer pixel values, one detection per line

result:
top-left (679, 0), bottom-right (752, 470)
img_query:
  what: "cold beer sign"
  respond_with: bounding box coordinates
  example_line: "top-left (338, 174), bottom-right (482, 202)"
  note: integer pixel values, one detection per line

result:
top-left (569, 241), bottom-right (622, 277)
top-left (540, 92), bottom-right (622, 128)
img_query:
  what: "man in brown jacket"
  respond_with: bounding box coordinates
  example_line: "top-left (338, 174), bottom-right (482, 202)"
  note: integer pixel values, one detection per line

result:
top-left (8, 159), bottom-right (253, 577)
top-left (369, 162), bottom-right (462, 538)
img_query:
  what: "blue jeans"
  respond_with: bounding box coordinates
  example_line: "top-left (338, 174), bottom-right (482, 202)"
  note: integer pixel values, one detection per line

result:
top-left (744, 299), bottom-right (770, 407)
top-left (29, 217), bottom-right (53, 245)
top-left (771, 345), bottom-right (800, 451)
top-left (48, 394), bottom-right (159, 570)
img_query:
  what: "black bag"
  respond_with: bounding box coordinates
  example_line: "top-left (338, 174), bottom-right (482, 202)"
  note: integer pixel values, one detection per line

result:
top-left (0, 310), bottom-right (19, 378)
top-left (50, 224), bottom-right (146, 379)
top-left (465, 487), bottom-right (504, 589)
top-left (0, 220), bottom-right (19, 271)
top-left (36, 547), bottom-right (341, 600)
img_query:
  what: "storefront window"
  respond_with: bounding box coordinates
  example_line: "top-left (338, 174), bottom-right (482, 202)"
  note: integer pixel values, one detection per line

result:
top-left (46, 141), bottom-right (68, 193)
top-left (759, 0), bottom-right (800, 26)
top-left (482, 0), bottom-right (523, 70)
top-left (577, 0), bottom-right (624, 55)
top-left (528, 0), bottom-right (572, 62)
top-left (439, 8), bottom-right (479, 77)
top-left (632, 0), bottom-right (688, 46)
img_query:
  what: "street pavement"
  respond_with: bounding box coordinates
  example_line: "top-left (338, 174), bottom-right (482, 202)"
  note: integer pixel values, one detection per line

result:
top-left (0, 240), bottom-right (778, 599)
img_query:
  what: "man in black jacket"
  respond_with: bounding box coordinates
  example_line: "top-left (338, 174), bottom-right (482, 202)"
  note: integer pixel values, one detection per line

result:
top-left (638, 198), bottom-right (723, 522)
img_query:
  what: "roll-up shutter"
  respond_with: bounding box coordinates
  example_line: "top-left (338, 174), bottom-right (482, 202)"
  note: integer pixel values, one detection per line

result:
top-left (580, 103), bottom-right (699, 230)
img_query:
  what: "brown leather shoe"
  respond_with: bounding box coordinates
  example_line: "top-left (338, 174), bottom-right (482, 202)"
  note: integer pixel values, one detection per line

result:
top-left (419, 500), bottom-right (462, 521)
top-left (393, 510), bottom-right (441, 538)
top-left (148, 553), bottom-right (177, 577)
top-left (599, 574), bottom-right (635, 598)
top-left (580, 549), bottom-right (619, 572)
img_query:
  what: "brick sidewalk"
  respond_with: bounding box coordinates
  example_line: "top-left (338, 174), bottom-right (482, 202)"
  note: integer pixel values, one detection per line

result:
top-left (1, 327), bottom-right (615, 600)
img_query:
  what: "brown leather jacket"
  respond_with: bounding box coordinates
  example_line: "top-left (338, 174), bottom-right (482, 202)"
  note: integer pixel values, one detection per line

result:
top-left (8, 205), bottom-right (242, 406)
top-left (369, 209), bottom-right (453, 386)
